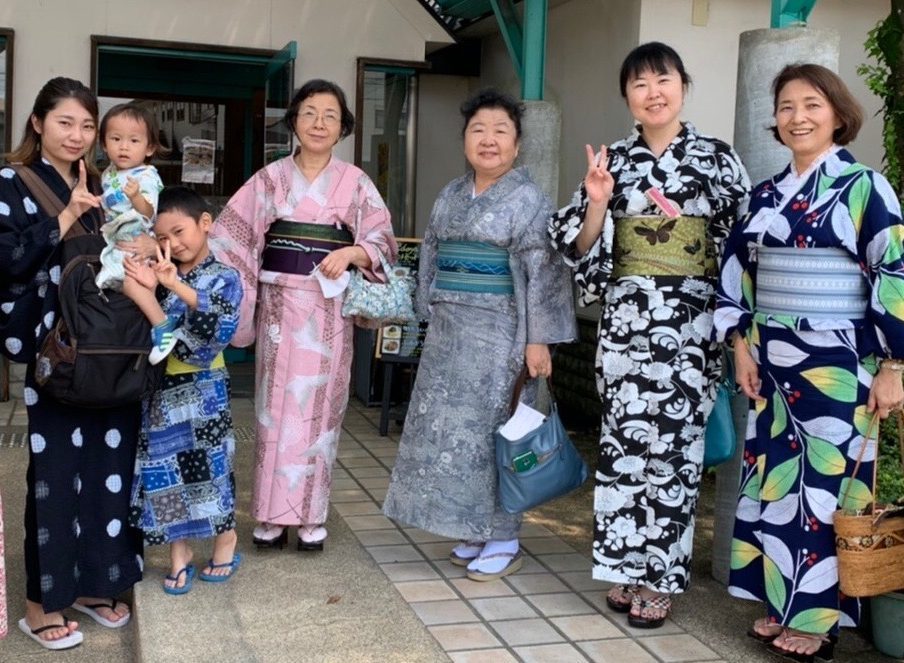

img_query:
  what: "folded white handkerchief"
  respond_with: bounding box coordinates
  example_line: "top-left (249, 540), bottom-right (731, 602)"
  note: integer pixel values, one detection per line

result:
top-left (497, 402), bottom-right (546, 441)
top-left (314, 268), bottom-right (351, 298)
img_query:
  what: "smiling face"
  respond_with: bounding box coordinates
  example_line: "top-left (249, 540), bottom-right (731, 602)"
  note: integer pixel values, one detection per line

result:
top-left (463, 107), bottom-right (519, 183)
top-left (624, 66), bottom-right (684, 134)
top-left (775, 78), bottom-right (840, 171)
top-left (154, 209), bottom-right (212, 273)
top-left (31, 97), bottom-right (97, 178)
top-left (103, 113), bottom-right (155, 170)
top-left (294, 92), bottom-right (342, 157)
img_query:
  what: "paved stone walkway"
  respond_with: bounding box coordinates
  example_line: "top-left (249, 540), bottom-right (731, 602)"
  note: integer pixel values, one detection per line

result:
top-left (337, 400), bottom-right (726, 663)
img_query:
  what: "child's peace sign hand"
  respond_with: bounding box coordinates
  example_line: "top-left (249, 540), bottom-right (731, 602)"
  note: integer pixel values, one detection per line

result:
top-left (153, 241), bottom-right (179, 290)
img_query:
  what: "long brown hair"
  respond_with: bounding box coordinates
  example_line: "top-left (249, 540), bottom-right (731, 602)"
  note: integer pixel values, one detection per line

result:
top-left (6, 77), bottom-right (100, 176)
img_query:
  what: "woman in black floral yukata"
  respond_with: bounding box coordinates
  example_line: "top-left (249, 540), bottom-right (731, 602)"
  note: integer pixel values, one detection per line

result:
top-left (548, 42), bottom-right (750, 628)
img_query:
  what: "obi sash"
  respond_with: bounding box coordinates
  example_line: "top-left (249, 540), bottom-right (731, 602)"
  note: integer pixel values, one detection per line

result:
top-left (435, 240), bottom-right (514, 295)
top-left (612, 215), bottom-right (715, 278)
top-left (755, 246), bottom-right (868, 320)
top-left (261, 220), bottom-right (353, 275)
top-left (166, 352), bottom-right (226, 376)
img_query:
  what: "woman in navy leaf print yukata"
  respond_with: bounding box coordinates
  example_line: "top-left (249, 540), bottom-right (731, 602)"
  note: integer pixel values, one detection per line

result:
top-left (549, 42), bottom-right (750, 628)
top-left (0, 78), bottom-right (140, 651)
top-left (714, 64), bottom-right (904, 662)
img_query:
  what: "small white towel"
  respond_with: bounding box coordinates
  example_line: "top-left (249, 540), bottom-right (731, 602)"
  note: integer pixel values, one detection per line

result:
top-left (313, 267), bottom-right (351, 298)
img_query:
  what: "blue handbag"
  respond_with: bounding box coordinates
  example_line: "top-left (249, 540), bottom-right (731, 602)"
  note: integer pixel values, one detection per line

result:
top-left (704, 355), bottom-right (738, 469)
top-left (494, 372), bottom-right (589, 514)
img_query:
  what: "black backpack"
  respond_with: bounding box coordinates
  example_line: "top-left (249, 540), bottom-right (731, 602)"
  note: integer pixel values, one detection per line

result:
top-left (14, 166), bottom-right (163, 407)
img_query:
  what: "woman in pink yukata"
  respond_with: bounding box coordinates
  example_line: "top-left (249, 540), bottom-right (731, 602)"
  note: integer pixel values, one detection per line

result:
top-left (211, 79), bottom-right (397, 552)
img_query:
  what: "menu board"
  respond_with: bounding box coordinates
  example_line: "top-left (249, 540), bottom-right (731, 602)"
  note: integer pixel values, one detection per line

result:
top-left (376, 237), bottom-right (428, 362)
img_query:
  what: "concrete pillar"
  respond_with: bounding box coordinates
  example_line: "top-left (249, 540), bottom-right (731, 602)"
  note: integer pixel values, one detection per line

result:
top-left (517, 99), bottom-right (561, 203)
top-left (712, 27), bottom-right (841, 586)
top-left (733, 27), bottom-right (840, 185)
top-left (517, 99), bottom-right (561, 410)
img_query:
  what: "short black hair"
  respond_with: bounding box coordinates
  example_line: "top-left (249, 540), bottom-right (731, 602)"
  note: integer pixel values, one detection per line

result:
top-left (284, 79), bottom-right (355, 139)
top-left (460, 88), bottom-right (524, 139)
top-left (157, 186), bottom-right (210, 221)
top-left (100, 102), bottom-right (163, 161)
top-left (619, 42), bottom-right (692, 98)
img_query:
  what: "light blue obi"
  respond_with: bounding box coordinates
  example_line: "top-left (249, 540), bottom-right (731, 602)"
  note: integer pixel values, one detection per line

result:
top-left (435, 241), bottom-right (514, 295)
top-left (756, 246), bottom-right (868, 320)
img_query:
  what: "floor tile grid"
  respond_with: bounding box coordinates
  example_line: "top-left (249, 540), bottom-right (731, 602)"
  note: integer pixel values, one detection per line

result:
top-left (334, 408), bottom-right (711, 663)
top-left (337, 414), bottom-right (602, 660)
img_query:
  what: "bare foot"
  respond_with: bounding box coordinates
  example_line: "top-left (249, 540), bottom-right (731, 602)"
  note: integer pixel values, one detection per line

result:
top-left (630, 588), bottom-right (671, 623)
top-left (606, 584), bottom-right (637, 610)
top-left (772, 629), bottom-right (831, 656)
top-left (164, 540), bottom-right (194, 591)
top-left (74, 596), bottom-right (130, 624)
top-left (24, 600), bottom-right (79, 642)
top-left (751, 616), bottom-right (783, 639)
top-left (203, 529), bottom-right (238, 578)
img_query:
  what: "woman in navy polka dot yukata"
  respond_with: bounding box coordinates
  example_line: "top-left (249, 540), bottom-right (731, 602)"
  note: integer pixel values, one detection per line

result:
top-left (0, 78), bottom-right (140, 650)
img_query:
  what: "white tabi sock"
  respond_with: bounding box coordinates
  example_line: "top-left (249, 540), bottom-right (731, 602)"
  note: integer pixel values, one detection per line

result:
top-left (451, 540), bottom-right (484, 561)
top-left (466, 538), bottom-right (519, 574)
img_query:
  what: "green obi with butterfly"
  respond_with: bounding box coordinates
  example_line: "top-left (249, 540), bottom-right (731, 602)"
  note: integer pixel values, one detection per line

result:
top-left (612, 215), bottom-right (716, 278)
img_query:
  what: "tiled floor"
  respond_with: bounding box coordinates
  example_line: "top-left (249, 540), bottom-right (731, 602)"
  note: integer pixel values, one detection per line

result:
top-left (0, 361), bottom-right (727, 663)
top-left (336, 400), bottom-right (725, 663)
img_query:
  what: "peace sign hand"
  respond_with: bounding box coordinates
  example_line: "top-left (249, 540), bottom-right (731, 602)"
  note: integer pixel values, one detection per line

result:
top-left (153, 240), bottom-right (179, 290)
top-left (65, 159), bottom-right (102, 218)
top-left (584, 144), bottom-right (615, 207)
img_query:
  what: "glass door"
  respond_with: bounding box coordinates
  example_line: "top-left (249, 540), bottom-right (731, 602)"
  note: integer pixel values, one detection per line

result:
top-left (356, 64), bottom-right (418, 237)
top-left (263, 41), bottom-right (296, 165)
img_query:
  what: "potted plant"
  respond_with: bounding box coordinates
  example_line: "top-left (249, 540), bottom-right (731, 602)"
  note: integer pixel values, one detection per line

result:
top-left (867, 416), bottom-right (904, 658)
top-left (859, 8), bottom-right (904, 656)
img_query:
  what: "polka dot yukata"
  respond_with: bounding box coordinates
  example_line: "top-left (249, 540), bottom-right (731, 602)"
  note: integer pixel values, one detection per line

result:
top-left (0, 160), bottom-right (143, 611)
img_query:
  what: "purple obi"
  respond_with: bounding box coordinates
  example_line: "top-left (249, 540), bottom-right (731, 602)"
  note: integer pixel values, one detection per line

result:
top-left (261, 220), bottom-right (354, 275)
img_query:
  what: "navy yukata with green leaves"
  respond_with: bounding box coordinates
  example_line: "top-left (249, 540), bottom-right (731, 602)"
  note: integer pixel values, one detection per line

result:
top-left (714, 147), bottom-right (904, 634)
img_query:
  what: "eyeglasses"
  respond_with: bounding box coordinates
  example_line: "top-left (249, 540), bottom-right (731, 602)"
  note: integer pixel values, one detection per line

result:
top-left (298, 109), bottom-right (341, 126)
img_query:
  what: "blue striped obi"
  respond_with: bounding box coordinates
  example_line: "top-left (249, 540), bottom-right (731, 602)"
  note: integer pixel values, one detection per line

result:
top-left (435, 241), bottom-right (514, 295)
top-left (756, 246), bottom-right (868, 320)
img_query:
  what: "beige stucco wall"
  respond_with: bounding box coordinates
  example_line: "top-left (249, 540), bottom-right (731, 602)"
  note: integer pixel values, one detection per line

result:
top-left (638, 0), bottom-right (888, 171)
top-left (478, 0), bottom-right (642, 202)
top-left (0, 0), bottom-right (451, 163)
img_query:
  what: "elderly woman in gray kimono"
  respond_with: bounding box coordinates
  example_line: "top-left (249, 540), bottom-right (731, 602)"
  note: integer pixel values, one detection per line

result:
top-left (383, 89), bottom-right (576, 581)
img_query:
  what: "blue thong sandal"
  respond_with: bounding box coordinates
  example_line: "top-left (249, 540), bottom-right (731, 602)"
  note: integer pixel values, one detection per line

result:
top-left (199, 553), bottom-right (242, 583)
top-left (162, 564), bottom-right (195, 595)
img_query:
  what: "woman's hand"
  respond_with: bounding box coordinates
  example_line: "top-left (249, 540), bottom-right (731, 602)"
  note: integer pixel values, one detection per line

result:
top-left (319, 246), bottom-right (359, 280)
top-left (525, 343), bottom-right (552, 379)
top-left (117, 232), bottom-right (159, 260)
top-left (584, 144), bottom-right (615, 207)
top-left (58, 160), bottom-right (101, 235)
top-left (733, 334), bottom-right (765, 402)
top-left (124, 255), bottom-right (158, 290)
top-left (867, 364), bottom-right (904, 420)
top-left (153, 241), bottom-right (180, 290)
top-left (574, 145), bottom-right (614, 257)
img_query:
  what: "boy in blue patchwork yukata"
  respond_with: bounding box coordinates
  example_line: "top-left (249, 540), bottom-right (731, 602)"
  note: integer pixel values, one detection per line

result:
top-left (120, 186), bottom-right (243, 594)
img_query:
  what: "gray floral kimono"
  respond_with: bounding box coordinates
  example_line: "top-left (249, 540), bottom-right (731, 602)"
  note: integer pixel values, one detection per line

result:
top-left (383, 167), bottom-right (576, 540)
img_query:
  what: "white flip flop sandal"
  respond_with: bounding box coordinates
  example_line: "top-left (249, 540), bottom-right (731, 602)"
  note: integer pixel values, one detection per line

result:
top-left (18, 617), bottom-right (84, 650)
top-left (71, 598), bottom-right (131, 628)
top-left (466, 549), bottom-right (523, 582)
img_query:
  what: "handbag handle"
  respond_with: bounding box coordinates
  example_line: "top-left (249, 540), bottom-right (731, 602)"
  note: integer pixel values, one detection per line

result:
top-left (841, 410), bottom-right (904, 516)
top-left (507, 365), bottom-right (555, 417)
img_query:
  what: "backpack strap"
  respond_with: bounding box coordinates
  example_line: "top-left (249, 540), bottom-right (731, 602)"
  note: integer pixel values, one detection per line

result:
top-left (10, 164), bottom-right (90, 239)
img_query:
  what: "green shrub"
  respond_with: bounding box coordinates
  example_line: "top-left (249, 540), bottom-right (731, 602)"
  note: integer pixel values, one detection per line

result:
top-left (877, 414), bottom-right (904, 505)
